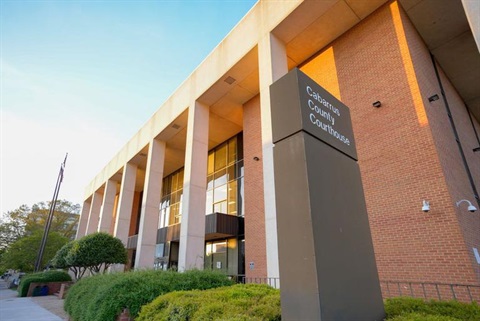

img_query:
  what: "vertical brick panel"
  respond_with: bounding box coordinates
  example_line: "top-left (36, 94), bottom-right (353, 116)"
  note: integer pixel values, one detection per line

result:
top-left (300, 1), bottom-right (479, 285)
top-left (243, 95), bottom-right (268, 278)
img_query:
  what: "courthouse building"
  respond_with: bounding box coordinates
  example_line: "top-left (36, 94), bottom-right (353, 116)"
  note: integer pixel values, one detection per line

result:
top-left (76, 0), bottom-right (480, 292)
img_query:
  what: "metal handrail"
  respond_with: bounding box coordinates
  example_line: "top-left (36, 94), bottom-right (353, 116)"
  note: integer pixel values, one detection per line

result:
top-left (380, 280), bottom-right (480, 303)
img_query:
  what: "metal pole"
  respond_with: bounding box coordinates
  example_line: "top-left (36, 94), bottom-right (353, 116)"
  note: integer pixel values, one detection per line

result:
top-left (34, 154), bottom-right (68, 272)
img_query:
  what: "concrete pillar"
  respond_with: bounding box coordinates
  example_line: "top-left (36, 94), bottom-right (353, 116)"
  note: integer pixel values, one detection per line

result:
top-left (178, 101), bottom-right (209, 271)
top-left (258, 32), bottom-right (288, 280)
top-left (135, 139), bottom-right (166, 269)
top-left (462, 0), bottom-right (480, 51)
top-left (76, 200), bottom-right (91, 239)
top-left (114, 163), bottom-right (137, 246)
top-left (86, 191), bottom-right (103, 235)
top-left (98, 179), bottom-right (117, 233)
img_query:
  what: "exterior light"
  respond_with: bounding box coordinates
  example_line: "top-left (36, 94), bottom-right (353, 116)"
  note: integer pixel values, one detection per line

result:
top-left (456, 199), bottom-right (477, 213)
top-left (422, 200), bottom-right (430, 213)
top-left (428, 94), bottom-right (439, 102)
top-left (372, 101), bottom-right (381, 108)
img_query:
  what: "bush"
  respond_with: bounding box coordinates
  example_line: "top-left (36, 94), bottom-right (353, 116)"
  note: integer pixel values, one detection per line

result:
top-left (385, 297), bottom-right (480, 321)
top-left (64, 269), bottom-right (233, 321)
top-left (388, 312), bottom-right (461, 321)
top-left (17, 270), bottom-right (72, 297)
top-left (137, 283), bottom-right (281, 321)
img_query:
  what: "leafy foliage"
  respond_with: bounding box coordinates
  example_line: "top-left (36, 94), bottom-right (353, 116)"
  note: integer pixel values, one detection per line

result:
top-left (66, 232), bottom-right (127, 275)
top-left (0, 231), bottom-right (68, 272)
top-left (0, 200), bottom-right (80, 272)
top-left (384, 297), bottom-right (480, 321)
top-left (64, 269), bottom-right (234, 321)
top-left (387, 313), bottom-right (461, 321)
top-left (137, 283), bottom-right (281, 321)
top-left (17, 270), bottom-right (72, 297)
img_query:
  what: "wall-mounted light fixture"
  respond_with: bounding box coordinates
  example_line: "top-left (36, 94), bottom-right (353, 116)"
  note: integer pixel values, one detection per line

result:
top-left (253, 156), bottom-right (260, 161)
top-left (473, 147), bottom-right (480, 153)
top-left (456, 199), bottom-right (477, 212)
top-left (422, 200), bottom-right (430, 212)
top-left (372, 101), bottom-right (381, 108)
top-left (428, 94), bottom-right (439, 102)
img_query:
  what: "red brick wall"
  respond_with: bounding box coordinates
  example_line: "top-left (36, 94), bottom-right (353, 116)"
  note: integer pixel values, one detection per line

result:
top-left (300, 1), bottom-right (479, 285)
top-left (243, 95), bottom-right (268, 278)
top-left (129, 191), bottom-right (141, 236)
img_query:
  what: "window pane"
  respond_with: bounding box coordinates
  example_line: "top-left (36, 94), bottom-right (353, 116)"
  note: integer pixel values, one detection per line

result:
top-left (228, 137), bottom-right (237, 164)
top-left (171, 191), bottom-right (178, 204)
top-left (227, 164), bottom-right (236, 182)
top-left (206, 190), bottom-right (213, 215)
top-left (208, 152), bottom-right (215, 175)
top-left (213, 201), bottom-right (227, 213)
top-left (171, 172), bottom-right (178, 191)
top-left (238, 177), bottom-right (244, 217)
top-left (213, 184), bottom-right (227, 203)
top-left (215, 144), bottom-right (227, 171)
top-left (228, 180), bottom-right (237, 215)
top-left (214, 169), bottom-right (227, 187)
top-left (237, 160), bottom-right (244, 178)
top-left (207, 175), bottom-right (214, 190)
top-left (155, 244), bottom-right (165, 258)
top-left (178, 170), bottom-right (184, 189)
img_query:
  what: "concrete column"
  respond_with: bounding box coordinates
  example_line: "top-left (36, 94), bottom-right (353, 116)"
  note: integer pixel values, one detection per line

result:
top-left (98, 179), bottom-right (117, 233)
top-left (258, 32), bottom-right (288, 280)
top-left (135, 139), bottom-right (166, 269)
top-left (76, 200), bottom-right (91, 239)
top-left (462, 0), bottom-right (480, 51)
top-left (178, 101), bottom-right (209, 271)
top-left (85, 191), bottom-right (103, 235)
top-left (114, 163), bottom-right (137, 246)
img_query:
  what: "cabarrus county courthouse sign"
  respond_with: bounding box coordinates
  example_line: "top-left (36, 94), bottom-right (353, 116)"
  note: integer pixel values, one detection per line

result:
top-left (271, 68), bottom-right (385, 321)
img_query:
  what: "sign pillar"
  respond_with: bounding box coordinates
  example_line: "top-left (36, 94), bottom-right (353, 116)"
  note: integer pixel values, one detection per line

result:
top-left (271, 68), bottom-right (385, 320)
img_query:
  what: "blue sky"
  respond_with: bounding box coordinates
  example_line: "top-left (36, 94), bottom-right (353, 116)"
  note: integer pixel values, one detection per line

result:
top-left (1, 0), bottom-right (257, 215)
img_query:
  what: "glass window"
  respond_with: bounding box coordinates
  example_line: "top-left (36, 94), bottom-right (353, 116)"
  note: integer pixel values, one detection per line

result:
top-left (228, 181), bottom-right (237, 215)
top-left (207, 152), bottom-right (215, 175)
top-left (228, 137), bottom-right (237, 164)
top-left (206, 134), bottom-right (244, 216)
top-left (215, 144), bottom-right (227, 171)
top-left (206, 190), bottom-right (213, 215)
top-left (214, 169), bottom-right (227, 187)
top-left (159, 168), bottom-right (184, 228)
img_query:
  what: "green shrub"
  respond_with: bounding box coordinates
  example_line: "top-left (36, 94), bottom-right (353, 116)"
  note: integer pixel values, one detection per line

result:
top-left (137, 283), bottom-right (281, 321)
top-left (64, 269), bottom-right (233, 321)
top-left (17, 270), bottom-right (72, 297)
top-left (387, 312), bottom-right (461, 321)
top-left (385, 297), bottom-right (480, 321)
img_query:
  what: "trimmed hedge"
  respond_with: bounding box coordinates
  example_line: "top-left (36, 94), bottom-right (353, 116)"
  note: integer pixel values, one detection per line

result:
top-left (387, 312), bottom-right (461, 321)
top-left (17, 270), bottom-right (72, 297)
top-left (64, 269), bottom-right (233, 321)
top-left (385, 297), bottom-right (480, 321)
top-left (136, 283), bottom-right (281, 321)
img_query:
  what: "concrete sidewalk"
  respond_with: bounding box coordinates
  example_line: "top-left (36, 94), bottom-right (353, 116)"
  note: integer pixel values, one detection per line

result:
top-left (0, 280), bottom-right (67, 321)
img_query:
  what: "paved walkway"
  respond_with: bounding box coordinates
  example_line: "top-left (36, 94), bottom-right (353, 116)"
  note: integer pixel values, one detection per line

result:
top-left (0, 280), bottom-right (68, 321)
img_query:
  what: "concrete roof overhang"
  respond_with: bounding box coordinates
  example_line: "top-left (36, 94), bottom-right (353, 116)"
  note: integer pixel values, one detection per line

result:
top-left (84, 0), bottom-right (479, 199)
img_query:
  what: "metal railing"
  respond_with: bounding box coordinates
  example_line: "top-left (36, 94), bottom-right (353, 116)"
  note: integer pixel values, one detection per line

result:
top-left (232, 277), bottom-right (479, 303)
top-left (380, 280), bottom-right (480, 303)
top-left (236, 276), bottom-right (281, 289)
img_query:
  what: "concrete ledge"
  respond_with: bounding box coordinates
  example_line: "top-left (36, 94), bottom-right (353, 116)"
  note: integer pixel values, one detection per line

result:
top-left (26, 281), bottom-right (73, 297)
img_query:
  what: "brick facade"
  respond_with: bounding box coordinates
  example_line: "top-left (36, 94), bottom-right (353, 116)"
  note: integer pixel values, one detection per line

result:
top-left (300, 1), bottom-right (480, 285)
top-left (243, 95), bottom-right (268, 278)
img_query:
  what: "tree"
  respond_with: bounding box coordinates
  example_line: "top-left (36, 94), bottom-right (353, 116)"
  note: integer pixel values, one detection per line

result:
top-left (51, 240), bottom-right (85, 279)
top-left (0, 231), bottom-right (69, 272)
top-left (52, 233), bottom-right (128, 279)
top-left (0, 205), bottom-right (30, 252)
top-left (0, 200), bottom-right (80, 251)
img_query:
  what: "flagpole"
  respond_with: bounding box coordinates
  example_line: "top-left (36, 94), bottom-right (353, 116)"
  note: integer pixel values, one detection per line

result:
top-left (34, 153), bottom-right (68, 272)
